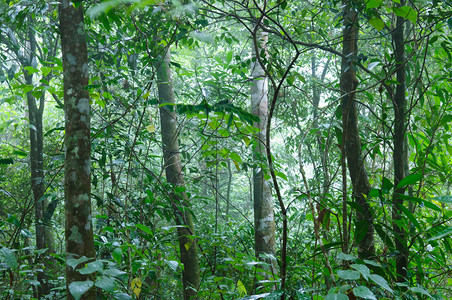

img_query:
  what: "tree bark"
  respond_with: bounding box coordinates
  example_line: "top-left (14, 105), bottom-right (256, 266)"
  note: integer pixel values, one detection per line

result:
top-left (340, 3), bottom-right (375, 259)
top-left (59, 1), bottom-right (96, 299)
top-left (22, 27), bottom-right (54, 297)
top-left (392, 1), bottom-right (408, 282)
top-left (155, 48), bottom-right (201, 300)
top-left (251, 30), bottom-right (276, 283)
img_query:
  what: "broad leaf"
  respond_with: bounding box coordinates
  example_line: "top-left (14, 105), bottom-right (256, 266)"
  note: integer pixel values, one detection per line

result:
top-left (337, 252), bottom-right (357, 261)
top-left (68, 280), bottom-right (94, 300)
top-left (112, 248), bottom-right (122, 264)
top-left (78, 260), bottom-right (103, 275)
top-left (369, 274), bottom-right (393, 293)
top-left (136, 224), bottom-right (153, 235)
top-left (325, 293), bottom-right (348, 300)
top-left (114, 292), bottom-right (133, 300)
top-left (393, 6), bottom-right (417, 23)
top-left (95, 276), bottom-right (115, 293)
top-left (337, 270), bottom-right (360, 280)
top-left (0, 247), bottom-right (18, 269)
top-left (103, 268), bottom-right (126, 277)
top-left (353, 286), bottom-right (377, 299)
top-left (67, 256), bottom-right (90, 270)
top-left (366, 0), bottom-right (383, 9)
top-left (351, 264), bottom-right (370, 280)
top-left (369, 18), bottom-right (385, 31)
top-left (409, 286), bottom-right (431, 296)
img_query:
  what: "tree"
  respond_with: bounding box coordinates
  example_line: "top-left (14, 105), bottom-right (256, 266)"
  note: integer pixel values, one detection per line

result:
top-left (59, 1), bottom-right (95, 298)
top-left (155, 47), bottom-right (201, 299)
top-left (251, 29), bottom-right (276, 288)
top-left (340, 0), bottom-right (375, 259)
top-left (391, 0), bottom-right (409, 283)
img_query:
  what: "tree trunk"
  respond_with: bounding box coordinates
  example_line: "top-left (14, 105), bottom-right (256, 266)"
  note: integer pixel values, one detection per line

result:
top-left (23, 27), bottom-right (54, 296)
top-left (340, 2), bottom-right (375, 259)
top-left (59, 1), bottom-right (96, 299)
top-left (251, 30), bottom-right (276, 283)
top-left (155, 48), bottom-right (201, 300)
top-left (392, 1), bottom-right (408, 282)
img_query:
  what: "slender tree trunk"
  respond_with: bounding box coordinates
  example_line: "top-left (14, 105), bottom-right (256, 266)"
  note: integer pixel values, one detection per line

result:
top-left (251, 30), bottom-right (276, 284)
top-left (392, 1), bottom-right (408, 282)
top-left (340, 2), bottom-right (375, 259)
top-left (23, 27), bottom-right (54, 297)
top-left (226, 160), bottom-right (232, 221)
top-left (155, 48), bottom-right (201, 300)
top-left (59, 1), bottom-right (96, 299)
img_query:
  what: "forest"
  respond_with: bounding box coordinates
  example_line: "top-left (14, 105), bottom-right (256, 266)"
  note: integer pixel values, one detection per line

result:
top-left (0, 0), bottom-right (451, 299)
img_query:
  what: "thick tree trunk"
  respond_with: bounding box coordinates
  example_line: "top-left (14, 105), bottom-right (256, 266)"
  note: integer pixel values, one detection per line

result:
top-left (59, 1), bottom-right (96, 299)
top-left (392, 2), bottom-right (408, 282)
top-left (340, 3), bottom-right (375, 259)
top-left (251, 30), bottom-right (276, 283)
top-left (155, 48), bottom-right (201, 300)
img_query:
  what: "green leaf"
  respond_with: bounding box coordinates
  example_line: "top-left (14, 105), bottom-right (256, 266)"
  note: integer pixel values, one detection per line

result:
top-left (325, 294), bottom-right (348, 300)
top-left (229, 152), bottom-right (242, 163)
top-left (237, 280), bottom-right (247, 296)
top-left (440, 114), bottom-right (452, 126)
top-left (434, 195), bottom-right (452, 203)
top-left (226, 51), bottom-right (233, 65)
top-left (0, 158), bottom-right (14, 165)
top-left (87, 0), bottom-right (122, 18)
top-left (112, 248), bottom-right (122, 264)
top-left (363, 259), bottom-right (382, 267)
top-left (351, 264), bottom-right (370, 280)
top-left (68, 280), bottom-right (94, 300)
top-left (78, 260), bottom-right (103, 274)
top-left (427, 226), bottom-right (452, 242)
top-left (395, 173), bottom-right (422, 190)
top-left (337, 252), bottom-right (357, 261)
top-left (409, 286), bottom-right (431, 296)
top-left (24, 66), bottom-right (39, 75)
top-left (369, 188), bottom-right (380, 198)
top-left (393, 6), bottom-right (417, 23)
top-left (95, 276), bottom-right (115, 293)
top-left (67, 256), bottom-right (90, 270)
top-left (366, 0), bottom-right (383, 9)
top-left (398, 194), bottom-right (441, 212)
top-left (136, 224), bottom-right (153, 235)
top-left (374, 223), bottom-right (395, 249)
top-left (368, 274), bottom-right (393, 293)
top-left (353, 286), bottom-right (377, 299)
top-left (337, 270), bottom-right (361, 280)
top-left (114, 293), bottom-right (133, 300)
top-left (369, 18), bottom-right (385, 31)
top-left (103, 268), bottom-right (126, 277)
top-left (41, 66), bottom-right (52, 77)
top-left (0, 247), bottom-right (18, 269)
top-left (12, 150), bottom-right (28, 157)
top-left (382, 177), bottom-right (393, 194)
top-left (396, 203), bottom-right (421, 231)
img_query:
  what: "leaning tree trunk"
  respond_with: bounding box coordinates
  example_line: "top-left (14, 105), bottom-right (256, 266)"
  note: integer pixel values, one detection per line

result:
top-left (392, 1), bottom-right (408, 282)
top-left (155, 48), bottom-right (201, 300)
top-left (251, 30), bottom-right (276, 285)
top-left (59, 1), bottom-right (96, 299)
top-left (340, 2), bottom-right (375, 259)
